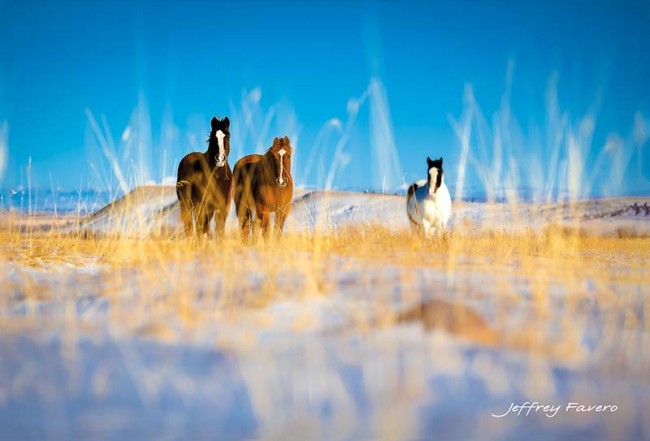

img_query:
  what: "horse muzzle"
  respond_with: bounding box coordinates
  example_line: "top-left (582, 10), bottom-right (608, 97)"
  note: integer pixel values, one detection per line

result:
top-left (215, 154), bottom-right (227, 167)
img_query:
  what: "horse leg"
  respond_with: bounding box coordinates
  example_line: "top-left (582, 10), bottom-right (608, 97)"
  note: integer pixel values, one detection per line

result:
top-left (239, 208), bottom-right (252, 243)
top-left (214, 207), bottom-right (227, 241)
top-left (235, 193), bottom-right (253, 243)
top-left (235, 203), bottom-right (246, 241)
top-left (257, 207), bottom-right (271, 241)
top-left (422, 219), bottom-right (432, 237)
top-left (274, 206), bottom-right (290, 239)
top-left (435, 219), bottom-right (445, 237)
top-left (251, 212), bottom-right (262, 244)
top-left (241, 212), bottom-right (250, 242)
top-left (176, 182), bottom-right (194, 237)
top-left (430, 223), bottom-right (443, 238)
top-left (195, 205), bottom-right (210, 238)
top-left (203, 210), bottom-right (214, 238)
top-left (195, 213), bottom-right (205, 237)
top-left (179, 203), bottom-right (193, 237)
top-left (212, 183), bottom-right (230, 241)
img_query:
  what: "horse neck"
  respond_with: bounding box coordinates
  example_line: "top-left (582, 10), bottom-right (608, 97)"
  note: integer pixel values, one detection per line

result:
top-left (428, 171), bottom-right (443, 195)
top-left (205, 140), bottom-right (220, 168)
top-left (262, 151), bottom-right (279, 178)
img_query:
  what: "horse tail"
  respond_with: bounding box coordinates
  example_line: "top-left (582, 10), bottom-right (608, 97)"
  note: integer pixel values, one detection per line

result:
top-left (176, 180), bottom-right (192, 208)
top-left (407, 209), bottom-right (420, 227)
top-left (406, 183), bottom-right (420, 227)
top-left (406, 183), bottom-right (418, 199)
top-left (231, 163), bottom-right (242, 212)
top-left (176, 179), bottom-right (194, 236)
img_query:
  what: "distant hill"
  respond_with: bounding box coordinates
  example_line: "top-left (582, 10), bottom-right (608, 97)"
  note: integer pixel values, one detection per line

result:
top-left (0, 188), bottom-right (112, 214)
top-left (70, 186), bottom-right (650, 238)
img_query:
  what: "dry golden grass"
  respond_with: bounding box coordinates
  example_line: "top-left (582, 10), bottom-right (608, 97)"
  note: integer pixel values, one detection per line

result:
top-left (3, 221), bottom-right (648, 267)
top-left (2, 218), bottom-right (648, 365)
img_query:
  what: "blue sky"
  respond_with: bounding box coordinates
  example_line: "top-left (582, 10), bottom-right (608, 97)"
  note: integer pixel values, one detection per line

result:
top-left (1, 0), bottom-right (649, 197)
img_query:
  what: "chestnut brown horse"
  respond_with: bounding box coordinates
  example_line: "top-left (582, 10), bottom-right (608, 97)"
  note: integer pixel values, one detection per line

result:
top-left (232, 136), bottom-right (293, 241)
top-left (176, 116), bottom-right (232, 238)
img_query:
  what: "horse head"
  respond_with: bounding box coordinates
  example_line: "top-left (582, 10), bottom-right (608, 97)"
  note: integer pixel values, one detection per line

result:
top-left (210, 116), bottom-right (231, 167)
top-left (269, 136), bottom-right (293, 187)
top-left (427, 156), bottom-right (443, 194)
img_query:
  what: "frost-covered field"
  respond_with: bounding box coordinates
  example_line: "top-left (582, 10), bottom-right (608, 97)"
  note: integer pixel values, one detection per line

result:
top-left (1, 187), bottom-right (649, 440)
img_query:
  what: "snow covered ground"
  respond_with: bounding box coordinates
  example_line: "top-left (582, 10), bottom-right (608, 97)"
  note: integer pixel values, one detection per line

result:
top-left (1, 187), bottom-right (649, 440)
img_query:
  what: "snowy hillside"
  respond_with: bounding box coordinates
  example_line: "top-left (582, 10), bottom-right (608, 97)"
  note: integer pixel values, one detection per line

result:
top-left (73, 185), bottom-right (650, 237)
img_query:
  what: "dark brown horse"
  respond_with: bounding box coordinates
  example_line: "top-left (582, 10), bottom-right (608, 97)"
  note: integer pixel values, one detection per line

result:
top-left (176, 116), bottom-right (232, 238)
top-left (232, 136), bottom-right (293, 241)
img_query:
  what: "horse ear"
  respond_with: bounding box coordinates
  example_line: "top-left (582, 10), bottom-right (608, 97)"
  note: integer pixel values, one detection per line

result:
top-left (223, 116), bottom-right (230, 128)
top-left (211, 117), bottom-right (218, 129)
top-left (439, 157), bottom-right (443, 165)
top-left (273, 137), bottom-right (279, 146)
top-left (427, 156), bottom-right (433, 166)
top-left (284, 136), bottom-right (290, 145)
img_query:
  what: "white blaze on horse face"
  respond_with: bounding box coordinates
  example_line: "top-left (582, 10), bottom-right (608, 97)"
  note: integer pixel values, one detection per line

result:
top-left (277, 148), bottom-right (287, 186)
top-left (215, 130), bottom-right (226, 166)
top-left (428, 167), bottom-right (438, 195)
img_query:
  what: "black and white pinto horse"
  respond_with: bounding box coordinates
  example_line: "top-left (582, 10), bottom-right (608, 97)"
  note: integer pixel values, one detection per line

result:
top-left (406, 157), bottom-right (452, 236)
